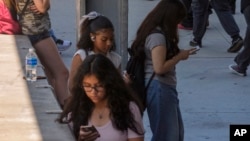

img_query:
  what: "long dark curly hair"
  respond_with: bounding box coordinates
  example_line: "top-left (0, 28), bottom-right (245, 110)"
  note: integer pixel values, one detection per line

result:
top-left (58, 54), bottom-right (144, 139)
top-left (131, 0), bottom-right (187, 60)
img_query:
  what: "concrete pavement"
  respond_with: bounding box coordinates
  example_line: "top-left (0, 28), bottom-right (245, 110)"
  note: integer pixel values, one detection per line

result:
top-left (0, 0), bottom-right (250, 141)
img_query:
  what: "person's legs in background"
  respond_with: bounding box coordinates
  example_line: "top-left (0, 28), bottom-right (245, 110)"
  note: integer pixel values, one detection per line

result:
top-left (49, 29), bottom-right (72, 52)
top-left (229, 0), bottom-right (236, 14)
top-left (229, 6), bottom-right (250, 76)
top-left (179, 0), bottom-right (213, 30)
top-left (190, 0), bottom-right (210, 48)
top-left (178, 0), bottom-right (193, 30)
top-left (211, 0), bottom-right (243, 53)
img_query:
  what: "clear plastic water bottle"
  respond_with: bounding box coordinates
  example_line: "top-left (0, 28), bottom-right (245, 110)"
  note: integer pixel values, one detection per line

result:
top-left (25, 48), bottom-right (38, 82)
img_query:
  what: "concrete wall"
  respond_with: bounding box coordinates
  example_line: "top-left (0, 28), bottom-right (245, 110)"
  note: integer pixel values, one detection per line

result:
top-left (76, 0), bottom-right (86, 39)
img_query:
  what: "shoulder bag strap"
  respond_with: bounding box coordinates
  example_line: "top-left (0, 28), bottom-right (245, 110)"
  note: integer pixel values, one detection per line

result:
top-left (21, 0), bottom-right (30, 15)
top-left (16, 0), bottom-right (30, 16)
top-left (145, 72), bottom-right (155, 90)
top-left (143, 72), bottom-right (154, 109)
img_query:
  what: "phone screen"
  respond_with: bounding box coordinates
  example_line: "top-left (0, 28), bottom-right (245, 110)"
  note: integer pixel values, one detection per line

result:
top-left (81, 125), bottom-right (101, 138)
top-left (81, 125), bottom-right (98, 133)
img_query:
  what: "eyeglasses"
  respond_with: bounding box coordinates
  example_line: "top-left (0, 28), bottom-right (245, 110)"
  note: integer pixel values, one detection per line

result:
top-left (82, 84), bottom-right (105, 92)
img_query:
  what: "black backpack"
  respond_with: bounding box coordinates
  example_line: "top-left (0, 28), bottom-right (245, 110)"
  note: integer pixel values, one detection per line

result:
top-left (125, 46), bottom-right (155, 111)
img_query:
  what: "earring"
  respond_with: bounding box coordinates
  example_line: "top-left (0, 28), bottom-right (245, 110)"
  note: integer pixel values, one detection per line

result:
top-left (91, 36), bottom-right (95, 41)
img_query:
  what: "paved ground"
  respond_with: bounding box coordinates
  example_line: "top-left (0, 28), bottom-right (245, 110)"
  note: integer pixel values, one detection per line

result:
top-left (0, 0), bottom-right (250, 141)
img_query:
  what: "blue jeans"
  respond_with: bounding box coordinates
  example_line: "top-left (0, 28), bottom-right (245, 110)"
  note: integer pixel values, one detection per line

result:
top-left (49, 29), bottom-right (57, 42)
top-left (146, 79), bottom-right (184, 141)
top-left (192, 0), bottom-right (240, 43)
top-left (234, 6), bottom-right (250, 71)
top-left (210, 0), bottom-right (240, 39)
top-left (181, 0), bottom-right (193, 27)
top-left (192, 0), bottom-right (210, 44)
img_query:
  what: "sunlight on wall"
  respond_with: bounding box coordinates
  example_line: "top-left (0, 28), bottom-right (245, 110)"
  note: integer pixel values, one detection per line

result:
top-left (0, 35), bottom-right (42, 141)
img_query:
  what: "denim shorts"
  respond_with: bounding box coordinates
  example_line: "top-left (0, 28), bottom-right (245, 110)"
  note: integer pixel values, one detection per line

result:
top-left (27, 30), bottom-right (51, 45)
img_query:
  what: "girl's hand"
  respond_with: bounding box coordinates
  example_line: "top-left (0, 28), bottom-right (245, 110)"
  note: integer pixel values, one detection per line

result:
top-left (78, 126), bottom-right (100, 141)
top-left (122, 70), bottom-right (131, 84)
top-left (176, 49), bottom-right (190, 60)
top-left (176, 47), bottom-right (199, 61)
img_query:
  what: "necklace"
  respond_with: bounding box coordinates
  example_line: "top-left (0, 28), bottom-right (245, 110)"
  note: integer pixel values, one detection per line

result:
top-left (99, 114), bottom-right (103, 119)
top-left (97, 108), bottom-right (106, 119)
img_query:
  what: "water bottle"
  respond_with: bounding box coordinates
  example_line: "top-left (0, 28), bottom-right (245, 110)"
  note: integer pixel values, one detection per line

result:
top-left (25, 48), bottom-right (38, 82)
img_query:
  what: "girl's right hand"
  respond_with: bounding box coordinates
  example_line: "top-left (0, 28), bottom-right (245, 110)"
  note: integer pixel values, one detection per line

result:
top-left (78, 126), bottom-right (100, 141)
top-left (122, 70), bottom-right (131, 84)
top-left (177, 49), bottom-right (191, 60)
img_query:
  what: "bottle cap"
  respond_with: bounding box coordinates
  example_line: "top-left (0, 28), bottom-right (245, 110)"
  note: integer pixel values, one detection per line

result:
top-left (29, 48), bottom-right (34, 52)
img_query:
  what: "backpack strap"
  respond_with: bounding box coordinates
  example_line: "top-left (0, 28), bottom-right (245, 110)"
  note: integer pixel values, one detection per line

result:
top-left (145, 72), bottom-right (155, 90)
top-left (15, 0), bottom-right (30, 16)
top-left (20, 0), bottom-right (29, 16)
top-left (143, 72), bottom-right (154, 109)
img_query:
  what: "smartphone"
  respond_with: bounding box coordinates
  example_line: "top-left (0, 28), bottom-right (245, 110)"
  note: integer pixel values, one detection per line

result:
top-left (189, 46), bottom-right (200, 54)
top-left (81, 125), bottom-right (98, 132)
top-left (81, 125), bottom-right (101, 138)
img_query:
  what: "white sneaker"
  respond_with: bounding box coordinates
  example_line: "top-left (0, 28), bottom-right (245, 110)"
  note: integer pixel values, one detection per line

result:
top-left (56, 39), bottom-right (72, 51)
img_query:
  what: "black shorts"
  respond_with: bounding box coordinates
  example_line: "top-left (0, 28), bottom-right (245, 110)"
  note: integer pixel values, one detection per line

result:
top-left (27, 31), bottom-right (51, 45)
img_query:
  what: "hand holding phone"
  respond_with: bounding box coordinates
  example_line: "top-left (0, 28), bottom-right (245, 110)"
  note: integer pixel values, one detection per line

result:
top-left (79, 125), bottom-right (100, 141)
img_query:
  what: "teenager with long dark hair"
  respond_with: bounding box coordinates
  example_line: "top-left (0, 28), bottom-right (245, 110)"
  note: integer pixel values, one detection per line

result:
top-left (58, 54), bottom-right (144, 141)
top-left (130, 0), bottom-right (196, 140)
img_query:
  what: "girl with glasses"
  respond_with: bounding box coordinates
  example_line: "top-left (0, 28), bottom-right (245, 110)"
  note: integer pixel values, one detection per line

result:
top-left (58, 54), bottom-right (144, 141)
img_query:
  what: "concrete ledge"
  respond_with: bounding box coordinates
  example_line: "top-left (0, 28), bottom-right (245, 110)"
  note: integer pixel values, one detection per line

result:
top-left (0, 34), bottom-right (74, 141)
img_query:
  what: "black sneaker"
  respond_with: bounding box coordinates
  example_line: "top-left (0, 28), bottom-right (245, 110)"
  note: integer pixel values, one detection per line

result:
top-left (228, 64), bottom-right (246, 76)
top-left (189, 39), bottom-right (202, 48)
top-left (227, 37), bottom-right (243, 53)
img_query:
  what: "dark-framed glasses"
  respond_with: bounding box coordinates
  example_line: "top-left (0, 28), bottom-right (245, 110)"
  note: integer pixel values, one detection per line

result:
top-left (82, 84), bottom-right (104, 92)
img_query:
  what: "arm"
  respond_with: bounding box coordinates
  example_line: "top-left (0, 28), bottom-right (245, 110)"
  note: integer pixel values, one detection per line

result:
top-left (68, 55), bottom-right (83, 93)
top-left (33, 0), bottom-right (50, 13)
top-left (152, 45), bottom-right (194, 75)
